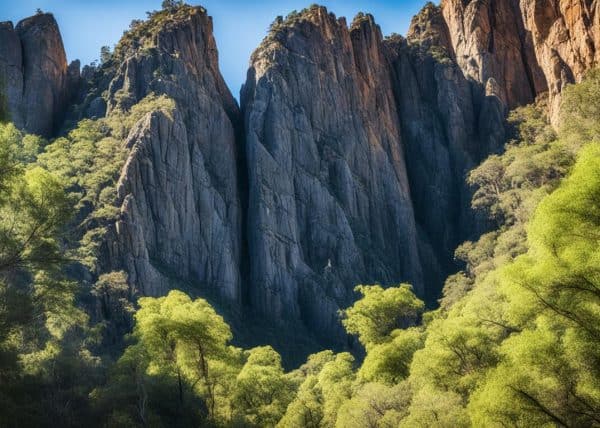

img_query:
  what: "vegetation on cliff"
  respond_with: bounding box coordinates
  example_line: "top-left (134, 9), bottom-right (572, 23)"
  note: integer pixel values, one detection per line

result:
top-left (1, 1), bottom-right (600, 426)
top-left (0, 62), bottom-right (598, 426)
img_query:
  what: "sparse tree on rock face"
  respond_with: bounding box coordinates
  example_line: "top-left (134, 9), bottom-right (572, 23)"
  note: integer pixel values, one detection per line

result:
top-left (100, 45), bottom-right (112, 65)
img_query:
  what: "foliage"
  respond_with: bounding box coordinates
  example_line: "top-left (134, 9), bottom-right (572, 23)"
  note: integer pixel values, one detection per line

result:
top-left (399, 70), bottom-right (600, 427)
top-left (113, 3), bottom-right (204, 64)
top-left (232, 346), bottom-right (294, 426)
top-left (341, 284), bottom-right (424, 348)
top-left (37, 93), bottom-right (174, 272)
top-left (0, 122), bottom-right (99, 427)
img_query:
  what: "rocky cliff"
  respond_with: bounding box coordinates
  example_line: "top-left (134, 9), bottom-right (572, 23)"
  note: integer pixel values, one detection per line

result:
top-left (519, 0), bottom-right (600, 121)
top-left (242, 9), bottom-right (423, 344)
top-left (2, 1), bottom-right (600, 353)
top-left (0, 13), bottom-right (71, 137)
top-left (387, 3), bottom-right (507, 299)
top-left (441, 0), bottom-right (600, 123)
top-left (440, 0), bottom-right (547, 109)
top-left (103, 6), bottom-right (244, 306)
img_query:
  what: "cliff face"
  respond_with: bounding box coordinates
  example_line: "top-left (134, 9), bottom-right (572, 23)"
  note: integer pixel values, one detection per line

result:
top-left (440, 0), bottom-right (600, 122)
top-left (440, 0), bottom-right (547, 109)
top-left (242, 9), bottom-right (423, 343)
top-left (386, 4), bottom-right (506, 299)
top-left (3, 2), bottom-right (600, 353)
top-left (0, 14), bottom-right (70, 137)
top-left (520, 0), bottom-right (600, 121)
top-left (104, 7), bottom-right (243, 304)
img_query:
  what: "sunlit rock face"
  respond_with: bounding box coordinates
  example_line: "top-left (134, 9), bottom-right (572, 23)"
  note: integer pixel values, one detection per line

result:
top-left (103, 7), bottom-right (244, 305)
top-left (519, 0), bottom-right (600, 122)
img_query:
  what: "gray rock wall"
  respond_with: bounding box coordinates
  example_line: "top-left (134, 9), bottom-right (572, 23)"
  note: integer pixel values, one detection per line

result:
top-left (104, 7), bottom-right (243, 306)
top-left (241, 8), bottom-right (424, 344)
top-left (0, 14), bottom-right (69, 137)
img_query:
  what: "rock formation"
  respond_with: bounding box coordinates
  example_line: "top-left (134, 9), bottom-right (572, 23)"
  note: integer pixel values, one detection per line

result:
top-left (386, 3), bottom-right (506, 300)
top-left (104, 6), bottom-right (244, 305)
top-left (242, 9), bottom-right (423, 343)
top-left (0, 13), bottom-right (69, 137)
top-left (440, 0), bottom-right (600, 123)
top-left (2, 1), bottom-right (600, 353)
top-left (519, 0), bottom-right (600, 121)
top-left (440, 0), bottom-right (547, 109)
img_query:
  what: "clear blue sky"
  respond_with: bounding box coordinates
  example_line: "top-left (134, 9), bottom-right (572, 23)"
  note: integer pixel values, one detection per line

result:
top-left (2, 0), bottom-right (429, 99)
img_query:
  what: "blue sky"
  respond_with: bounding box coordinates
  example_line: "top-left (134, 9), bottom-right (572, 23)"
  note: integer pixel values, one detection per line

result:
top-left (2, 0), bottom-right (429, 98)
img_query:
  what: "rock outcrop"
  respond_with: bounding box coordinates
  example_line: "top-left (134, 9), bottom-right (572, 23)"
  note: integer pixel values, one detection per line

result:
top-left (4, 2), bottom-right (600, 354)
top-left (242, 8), bottom-right (424, 343)
top-left (440, 0), bottom-right (600, 123)
top-left (519, 0), bottom-right (600, 121)
top-left (104, 6), bottom-right (243, 305)
top-left (0, 13), bottom-right (69, 137)
top-left (440, 0), bottom-right (547, 109)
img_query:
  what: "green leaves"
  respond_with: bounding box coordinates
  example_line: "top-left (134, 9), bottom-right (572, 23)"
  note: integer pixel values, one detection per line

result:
top-left (341, 284), bottom-right (424, 349)
top-left (0, 132), bottom-right (74, 274)
top-left (132, 291), bottom-right (236, 420)
top-left (233, 346), bottom-right (294, 427)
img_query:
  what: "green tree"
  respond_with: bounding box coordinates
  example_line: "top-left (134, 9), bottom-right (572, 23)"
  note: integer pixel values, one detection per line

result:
top-left (233, 346), bottom-right (294, 427)
top-left (335, 382), bottom-right (411, 428)
top-left (100, 45), bottom-right (112, 65)
top-left (278, 353), bottom-right (355, 428)
top-left (358, 327), bottom-right (423, 385)
top-left (468, 144), bottom-right (600, 426)
top-left (341, 284), bottom-right (424, 349)
top-left (130, 290), bottom-right (238, 421)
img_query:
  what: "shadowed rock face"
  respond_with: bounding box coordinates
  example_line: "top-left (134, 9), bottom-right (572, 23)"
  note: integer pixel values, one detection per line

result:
top-left (104, 7), bottom-right (243, 305)
top-left (0, 22), bottom-right (23, 125)
top-left (386, 4), bottom-right (507, 301)
top-left (238, 5), bottom-right (509, 341)
top-left (241, 9), bottom-right (424, 344)
top-left (0, 14), bottom-right (69, 137)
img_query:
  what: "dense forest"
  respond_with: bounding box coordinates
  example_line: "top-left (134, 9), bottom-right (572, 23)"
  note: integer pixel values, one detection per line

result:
top-left (1, 36), bottom-right (599, 427)
top-left (2, 1), bottom-right (600, 427)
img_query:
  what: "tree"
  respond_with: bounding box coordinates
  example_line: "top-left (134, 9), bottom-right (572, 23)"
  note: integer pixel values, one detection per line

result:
top-left (100, 45), bottom-right (112, 65)
top-left (131, 290), bottom-right (237, 421)
top-left (341, 284), bottom-right (424, 349)
top-left (161, 0), bottom-right (184, 10)
top-left (0, 167), bottom-right (73, 273)
top-left (278, 352), bottom-right (355, 428)
top-left (335, 382), bottom-right (411, 428)
top-left (232, 346), bottom-right (294, 426)
top-left (0, 123), bottom-right (97, 427)
top-left (358, 328), bottom-right (424, 385)
top-left (467, 144), bottom-right (600, 426)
